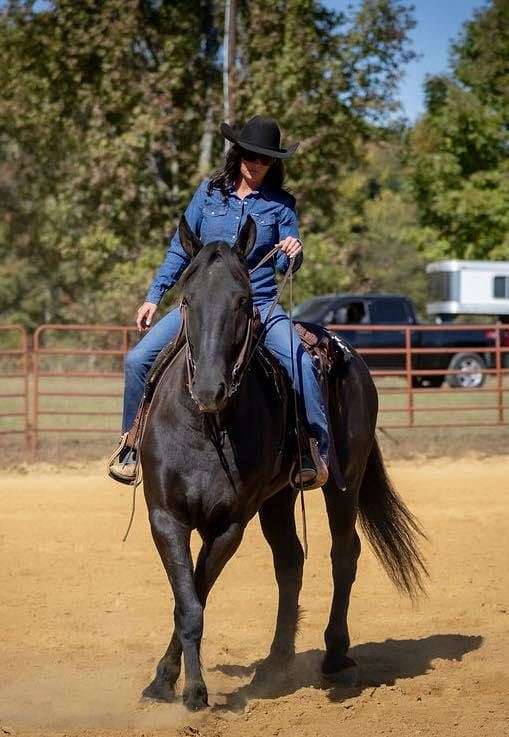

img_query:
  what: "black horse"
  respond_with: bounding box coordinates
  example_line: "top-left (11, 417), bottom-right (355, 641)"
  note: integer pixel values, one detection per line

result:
top-left (140, 214), bottom-right (426, 711)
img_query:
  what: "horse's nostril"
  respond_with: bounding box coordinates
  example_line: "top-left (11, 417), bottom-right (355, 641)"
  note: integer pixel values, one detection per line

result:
top-left (192, 381), bottom-right (227, 411)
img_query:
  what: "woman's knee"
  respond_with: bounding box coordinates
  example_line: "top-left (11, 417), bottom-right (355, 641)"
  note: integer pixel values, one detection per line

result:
top-left (125, 347), bottom-right (148, 377)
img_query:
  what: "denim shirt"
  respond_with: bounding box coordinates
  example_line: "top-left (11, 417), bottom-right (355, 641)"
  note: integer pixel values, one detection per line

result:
top-left (146, 177), bottom-right (303, 306)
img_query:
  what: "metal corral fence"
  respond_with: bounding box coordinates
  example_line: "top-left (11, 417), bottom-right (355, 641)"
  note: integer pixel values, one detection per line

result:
top-left (0, 322), bottom-right (508, 456)
top-left (0, 325), bottom-right (30, 444)
top-left (325, 323), bottom-right (508, 429)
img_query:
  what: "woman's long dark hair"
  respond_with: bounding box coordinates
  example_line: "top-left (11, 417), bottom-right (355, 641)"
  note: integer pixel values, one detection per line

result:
top-left (207, 143), bottom-right (286, 200)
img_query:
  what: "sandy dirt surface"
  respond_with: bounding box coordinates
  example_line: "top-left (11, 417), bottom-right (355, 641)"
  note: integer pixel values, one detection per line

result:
top-left (0, 457), bottom-right (508, 737)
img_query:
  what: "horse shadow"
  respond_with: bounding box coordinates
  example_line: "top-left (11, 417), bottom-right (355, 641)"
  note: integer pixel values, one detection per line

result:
top-left (209, 633), bottom-right (483, 712)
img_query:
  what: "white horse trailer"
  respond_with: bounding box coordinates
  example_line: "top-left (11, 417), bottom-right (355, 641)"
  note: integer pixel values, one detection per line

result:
top-left (426, 260), bottom-right (509, 320)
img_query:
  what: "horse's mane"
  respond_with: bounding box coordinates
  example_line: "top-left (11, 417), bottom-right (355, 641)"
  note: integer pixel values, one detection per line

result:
top-left (181, 243), bottom-right (250, 291)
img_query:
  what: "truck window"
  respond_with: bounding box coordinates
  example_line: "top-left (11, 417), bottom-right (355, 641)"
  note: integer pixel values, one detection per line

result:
top-left (372, 299), bottom-right (409, 323)
top-left (334, 301), bottom-right (368, 324)
top-left (293, 296), bottom-right (334, 322)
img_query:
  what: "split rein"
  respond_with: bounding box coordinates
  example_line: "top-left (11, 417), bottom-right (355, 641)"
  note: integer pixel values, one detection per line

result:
top-left (179, 244), bottom-right (308, 556)
top-left (122, 243), bottom-right (308, 557)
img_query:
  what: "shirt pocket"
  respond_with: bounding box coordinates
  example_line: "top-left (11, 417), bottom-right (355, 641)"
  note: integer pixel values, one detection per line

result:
top-left (200, 203), bottom-right (228, 244)
top-left (251, 212), bottom-right (277, 248)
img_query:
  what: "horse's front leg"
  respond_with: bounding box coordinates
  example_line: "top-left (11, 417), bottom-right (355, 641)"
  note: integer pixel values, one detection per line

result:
top-left (145, 508), bottom-right (208, 710)
top-left (142, 626), bottom-right (182, 703)
top-left (193, 521), bottom-right (244, 606)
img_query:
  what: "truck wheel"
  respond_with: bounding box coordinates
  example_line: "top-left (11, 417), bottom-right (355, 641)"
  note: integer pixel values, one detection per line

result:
top-left (447, 352), bottom-right (486, 389)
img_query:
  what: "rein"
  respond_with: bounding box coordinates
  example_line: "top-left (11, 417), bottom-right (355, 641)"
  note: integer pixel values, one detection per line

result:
top-left (123, 243), bottom-right (308, 557)
top-left (179, 243), bottom-right (307, 556)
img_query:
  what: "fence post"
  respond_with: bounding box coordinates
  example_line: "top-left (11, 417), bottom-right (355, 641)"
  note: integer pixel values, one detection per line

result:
top-left (495, 326), bottom-right (504, 424)
top-left (405, 326), bottom-right (414, 427)
top-left (22, 328), bottom-right (31, 454)
top-left (31, 326), bottom-right (42, 461)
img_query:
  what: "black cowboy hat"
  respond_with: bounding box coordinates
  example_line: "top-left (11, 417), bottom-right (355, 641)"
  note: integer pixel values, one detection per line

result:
top-left (220, 115), bottom-right (299, 159)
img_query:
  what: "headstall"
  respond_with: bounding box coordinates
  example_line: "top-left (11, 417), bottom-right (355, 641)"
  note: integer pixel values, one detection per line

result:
top-left (180, 298), bottom-right (255, 408)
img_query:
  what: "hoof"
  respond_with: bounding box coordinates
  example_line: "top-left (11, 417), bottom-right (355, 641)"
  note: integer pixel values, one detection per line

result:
top-left (321, 655), bottom-right (359, 687)
top-left (183, 683), bottom-right (209, 711)
top-left (250, 657), bottom-right (291, 695)
top-left (141, 679), bottom-right (176, 703)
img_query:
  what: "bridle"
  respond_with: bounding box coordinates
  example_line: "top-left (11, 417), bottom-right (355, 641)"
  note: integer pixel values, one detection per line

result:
top-left (180, 296), bottom-right (255, 407)
top-left (179, 243), bottom-right (287, 409)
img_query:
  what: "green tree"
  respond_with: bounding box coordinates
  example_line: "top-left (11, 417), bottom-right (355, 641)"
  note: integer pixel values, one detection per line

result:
top-left (0, 0), bottom-right (222, 326)
top-left (0, 0), bottom-right (417, 326)
top-left (409, 0), bottom-right (509, 262)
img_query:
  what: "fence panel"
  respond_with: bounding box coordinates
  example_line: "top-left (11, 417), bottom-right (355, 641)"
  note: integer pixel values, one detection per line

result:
top-left (326, 323), bottom-right (509, 429)
top-left (32, 324), bottom-right (139, 455)
top-left (0, 325), bottom-right (30, 448)
top-left (1, 321), bottom-right (508, 456)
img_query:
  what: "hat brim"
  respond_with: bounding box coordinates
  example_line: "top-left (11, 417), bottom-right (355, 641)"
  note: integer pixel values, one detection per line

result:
top-left (220, 122), bottom-right (299, 159)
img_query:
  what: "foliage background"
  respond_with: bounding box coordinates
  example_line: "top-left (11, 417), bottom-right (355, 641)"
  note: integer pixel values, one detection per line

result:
top-left (0, 0), bottom-right (507, 328)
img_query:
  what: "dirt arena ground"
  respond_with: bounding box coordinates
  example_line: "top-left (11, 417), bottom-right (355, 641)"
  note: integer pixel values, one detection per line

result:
top-left (1, 457), bottom-right (508, 737)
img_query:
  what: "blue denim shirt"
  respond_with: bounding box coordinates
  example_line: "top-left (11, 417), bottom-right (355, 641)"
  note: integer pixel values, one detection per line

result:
top-left (146, 177), bottom-right (303, 306)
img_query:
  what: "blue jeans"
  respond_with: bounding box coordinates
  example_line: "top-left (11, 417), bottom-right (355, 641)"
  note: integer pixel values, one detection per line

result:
top-left (122, 302), bottom-right (330, 459)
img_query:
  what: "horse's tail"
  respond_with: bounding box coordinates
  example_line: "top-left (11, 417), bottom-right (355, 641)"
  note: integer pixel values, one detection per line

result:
top-left (358, 437), bottom-right (428, 599)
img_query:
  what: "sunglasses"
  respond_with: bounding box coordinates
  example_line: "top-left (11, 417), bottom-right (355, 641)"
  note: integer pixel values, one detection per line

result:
top-left (239, 147), bottom-right (274, 166)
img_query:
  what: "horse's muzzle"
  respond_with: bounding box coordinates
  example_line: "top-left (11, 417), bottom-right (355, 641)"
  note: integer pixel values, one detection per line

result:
top-left (192, 382), bottom-right (228, 413)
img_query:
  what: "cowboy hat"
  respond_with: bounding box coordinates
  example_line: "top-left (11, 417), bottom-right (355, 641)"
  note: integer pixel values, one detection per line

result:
top-left (220, 115), bottom-right (299, 159)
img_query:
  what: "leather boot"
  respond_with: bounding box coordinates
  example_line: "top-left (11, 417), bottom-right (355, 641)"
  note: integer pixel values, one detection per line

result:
top-left (107, 433), bottom-right (137, 485)
top-left (292, 438), bottom-right (329, 491)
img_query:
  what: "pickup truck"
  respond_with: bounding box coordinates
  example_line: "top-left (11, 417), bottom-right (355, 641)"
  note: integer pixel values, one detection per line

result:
top-left (293, 293), bottom-right (507, 388)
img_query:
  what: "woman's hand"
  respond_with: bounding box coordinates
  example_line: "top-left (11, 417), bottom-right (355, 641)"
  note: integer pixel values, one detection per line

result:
top-left (278, 236), bottom-right (302, 259)
top-left (136, 301), bottom-right (157, 332)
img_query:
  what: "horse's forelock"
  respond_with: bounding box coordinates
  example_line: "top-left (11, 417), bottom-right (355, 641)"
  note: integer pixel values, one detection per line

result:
top-left (182, 243), bottom-right (250, 293)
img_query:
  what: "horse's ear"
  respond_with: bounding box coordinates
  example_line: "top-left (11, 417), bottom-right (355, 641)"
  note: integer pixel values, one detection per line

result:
top-left (233, 214), bottom-right (257, 260)
top-left (179, 215), bottom-right (203, 259)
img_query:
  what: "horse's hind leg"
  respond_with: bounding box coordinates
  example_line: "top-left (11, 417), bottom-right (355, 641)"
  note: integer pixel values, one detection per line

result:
top-left (322, 477), bottom-right (361, 685)
top-left (253, 486), bottom-right (303, 687)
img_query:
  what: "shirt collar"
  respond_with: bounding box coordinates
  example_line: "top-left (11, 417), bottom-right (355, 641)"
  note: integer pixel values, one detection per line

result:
top-left (227, 179), bottom-right (272, 200)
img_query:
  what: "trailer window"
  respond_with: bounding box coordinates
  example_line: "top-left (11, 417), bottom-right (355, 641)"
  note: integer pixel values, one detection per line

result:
top-left (494, 276), bottom-right (509, 299)
top-left (428, 271), bottom-right (460, 301)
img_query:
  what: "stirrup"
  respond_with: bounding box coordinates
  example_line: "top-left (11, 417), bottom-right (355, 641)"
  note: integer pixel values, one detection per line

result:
top-left (291, 440), bottom-right (329, 491)
top-left (107, 432), bottom-right (137, 486)
top-left (107, 431), bottom-right (129, 467)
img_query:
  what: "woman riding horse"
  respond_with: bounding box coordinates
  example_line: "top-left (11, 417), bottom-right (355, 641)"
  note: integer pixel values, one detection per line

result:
top-left (109, 115), bottom-right (329, 489)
